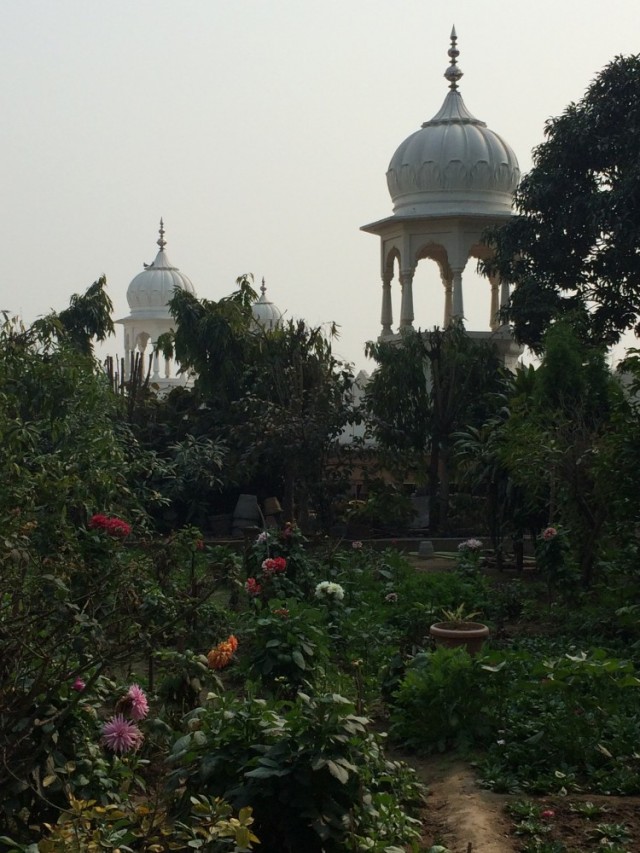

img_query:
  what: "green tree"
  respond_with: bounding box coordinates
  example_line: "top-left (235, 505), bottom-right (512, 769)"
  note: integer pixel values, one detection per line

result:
top-left (160, 282), bottom-right (353, 526)
top-left (498, 322), bottom-right (623, 585)
top-left (483, 54), bottom-right (640, 352)
top-left (365, 325), bottom-right (506, 532)
top-left (159, 274), bottom-right (257, 404)
top-left (33, 275), bottom-right (115, 356)
top-left (0, 314), bottom-right (167, 825)
top-left (232, 319), bottom-right (353, 524)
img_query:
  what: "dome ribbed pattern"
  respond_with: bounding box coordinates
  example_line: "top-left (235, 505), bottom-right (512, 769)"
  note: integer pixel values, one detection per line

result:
top-left (386, 90), bottom-right (519, 217)
top-left (252, 282), bottom-right (283, 331)
top-left (126, 247), bottom-right (196, 312)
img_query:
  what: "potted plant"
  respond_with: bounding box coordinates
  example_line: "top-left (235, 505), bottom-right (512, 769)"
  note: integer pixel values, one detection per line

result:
top-left (429, 604), bottom-right (490, 655)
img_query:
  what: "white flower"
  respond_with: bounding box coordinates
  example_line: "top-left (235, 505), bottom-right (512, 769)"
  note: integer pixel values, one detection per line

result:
top-left (315, 581), bottom-right (345, 601)
top-left (351, 540), bottom-right (363, 550)
top-left (458, 538), bottom-right (483, 551)
top-left (256, 531), bottom-right (269, 544)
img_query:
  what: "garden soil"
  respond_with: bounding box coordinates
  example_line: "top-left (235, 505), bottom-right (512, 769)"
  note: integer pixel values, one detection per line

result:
top-left (403, 755), bottom-right (513, 852)
top-left (410, 753), bottom-right (640, 851)
top-left (395, 551), bottom-right (640, 851)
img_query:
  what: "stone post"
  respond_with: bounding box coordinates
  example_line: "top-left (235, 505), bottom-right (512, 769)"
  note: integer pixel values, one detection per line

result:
top-left (399, 268), bottom-right (415, 329)
top-left (381, 274), bottom-right (393, 337)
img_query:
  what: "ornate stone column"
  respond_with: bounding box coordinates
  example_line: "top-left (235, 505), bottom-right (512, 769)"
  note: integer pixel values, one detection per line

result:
top-left (451, 269), bottom-right (464, 320)
top-left (489, 272), bottom-right (500, 331)
top-left (399, 268), bottom-right (415, 329)
top-left (441, 271), bottom-right (453, 326)
top-left (380, 273), bottom-right (393, 337)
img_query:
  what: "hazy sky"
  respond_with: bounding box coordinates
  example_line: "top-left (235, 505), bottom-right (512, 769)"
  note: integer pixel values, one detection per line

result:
top-left (1, 0), bottom-right (638, 371)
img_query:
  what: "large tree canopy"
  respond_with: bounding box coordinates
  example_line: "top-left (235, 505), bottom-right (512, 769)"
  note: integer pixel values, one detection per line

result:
top-left (159, 281), bottom-right (354, 523)
top-left (365, 325), bottom-right (506, 532)
top-left (483, 54), bottom-right (640, 353)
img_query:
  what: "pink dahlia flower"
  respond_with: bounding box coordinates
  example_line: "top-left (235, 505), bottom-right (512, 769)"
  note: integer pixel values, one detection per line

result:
top-left (542, 527), bottom-right (558, 540)
top-left (102, 715), bottom-right (144, 753)
top-left (71, 678), bottom-right (86, 692)
top-left (126, 683), bottom-right (149, 720)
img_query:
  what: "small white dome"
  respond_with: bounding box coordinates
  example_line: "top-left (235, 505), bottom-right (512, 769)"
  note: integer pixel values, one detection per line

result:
top-left (252, 278), bottom-right (283, 331)
top-left (386, 32), bottom-right (519, 217)
top-left (126, 221), bottom-right (196, 316)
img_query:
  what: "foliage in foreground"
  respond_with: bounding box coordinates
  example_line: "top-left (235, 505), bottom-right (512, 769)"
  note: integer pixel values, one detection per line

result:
top-left (168, 691), bottom-right (423, 853)
top-left (390, 643), bottom-right (640, 795)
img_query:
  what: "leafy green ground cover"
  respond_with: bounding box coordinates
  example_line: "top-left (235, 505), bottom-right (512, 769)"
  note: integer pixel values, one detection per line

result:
top-left (4, 513), bottom-right (640, 852)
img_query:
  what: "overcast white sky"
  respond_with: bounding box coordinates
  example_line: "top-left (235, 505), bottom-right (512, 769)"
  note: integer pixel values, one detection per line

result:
top-left (1, 0), bottom-right (638, 372)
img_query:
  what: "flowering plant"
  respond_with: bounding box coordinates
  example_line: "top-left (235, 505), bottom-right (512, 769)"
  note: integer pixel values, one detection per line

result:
top-left (207, 635), bottom-right (239, 671)
top-left (102, 715), bottom-right (144, 754)
top-left (88, 513), bottom-right (132, 538)
top-left (116, 683), bottom-right (150, 721)
top-left (272, 607), bottom-right (290, 619)
top-left (261, 556), bottom-right (287, 577)
top-left (101, 683), bottom-right (149, 754)
top-left (456, 538), bottom-right (484, 576)
top-left (535, 524), bottom-right (574, 593)
top-left (315, 581), bottom-right (345, 602)
top-left (245, 577), bottom-right (263, 597)
top-left (458, 538), bottom-right (483, 552)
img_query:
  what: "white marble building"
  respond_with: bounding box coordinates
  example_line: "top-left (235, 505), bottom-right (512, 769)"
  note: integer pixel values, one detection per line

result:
top-left (361, 28), bottom-right (523, 370)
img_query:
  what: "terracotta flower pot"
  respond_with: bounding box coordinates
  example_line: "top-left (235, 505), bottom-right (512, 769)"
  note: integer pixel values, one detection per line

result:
top-left (429, 620), bottom-right (490, 655)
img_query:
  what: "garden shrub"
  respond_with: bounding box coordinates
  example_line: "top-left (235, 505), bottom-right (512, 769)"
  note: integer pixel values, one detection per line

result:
top-left (2, 794), bottom-right (258, 852)
top-left (477, 648), bottom-right (640, 793)
top-left (168, 691), bottom-right (423, 853)
top-left (390, 647), bottom-right (495, 752)
top-left (241, 598), bottom-right (328, 696)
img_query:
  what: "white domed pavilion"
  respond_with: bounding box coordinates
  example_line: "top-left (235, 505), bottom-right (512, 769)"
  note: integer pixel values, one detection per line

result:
top-left (116, 220), bottom-right (195, 386)
top-left (362, 28), bottom-right (522, 368)
top-left (251, 278), bottom-right (283, 331)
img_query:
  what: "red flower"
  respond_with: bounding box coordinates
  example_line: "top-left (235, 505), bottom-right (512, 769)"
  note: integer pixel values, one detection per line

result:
top-left (245, 577), bottom-right (262, 597)
top-left (542, 526), bottom-right (557, 541)
top-left (261, 557), bottom-right (287, 577)
top-left (541, 809), bottom-right (555, 819)
top-left (89, 514), bottom-right (132, 537)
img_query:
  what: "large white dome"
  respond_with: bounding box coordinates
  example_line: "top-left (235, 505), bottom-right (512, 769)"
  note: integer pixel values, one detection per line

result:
top-left (386, 34), bottom-right (519, 218)
top-left (126, 221), bottom-right (196, 317)
top-left (251, 278), bottom-right (283, 331)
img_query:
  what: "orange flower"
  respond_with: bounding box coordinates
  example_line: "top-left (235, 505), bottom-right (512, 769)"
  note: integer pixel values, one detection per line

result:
top-left (207, 635), bottom-right (238, 670)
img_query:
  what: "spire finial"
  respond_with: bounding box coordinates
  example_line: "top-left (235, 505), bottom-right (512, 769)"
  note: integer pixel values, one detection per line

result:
top-left (261, 276), bottom-right (267, 296)
top-left (157, 218), bottom-right (166, 251)
top-left (444, 25), bottom-right (463, 91)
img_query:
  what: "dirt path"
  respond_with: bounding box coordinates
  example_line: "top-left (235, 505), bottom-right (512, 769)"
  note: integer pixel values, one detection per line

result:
top-left (409, 756), bottom-right (514, 853)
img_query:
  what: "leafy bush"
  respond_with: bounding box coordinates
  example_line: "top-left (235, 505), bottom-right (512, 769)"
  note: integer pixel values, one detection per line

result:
top-left (390, 647), bottom-right (495, 752)
top-left (241, 599), bottom-right (328, 696)
top-left (478, 648), bottom-right (640, 793)
top-left (2, 794), bottom-right (258, 852)
top-left (168, 691), bottom-right (423, 853)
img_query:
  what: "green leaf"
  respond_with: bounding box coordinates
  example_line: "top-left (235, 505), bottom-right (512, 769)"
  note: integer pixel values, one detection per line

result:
top-left (172, 734), bottom-right (192, 754)
top-left (326, 760), bottom-right (349, 783)
top-left (291, 650), bottom-right (306, 670)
